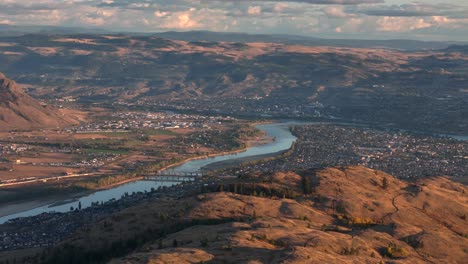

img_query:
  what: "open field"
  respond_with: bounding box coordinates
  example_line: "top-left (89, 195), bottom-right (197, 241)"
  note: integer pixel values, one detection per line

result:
top-left (0, 165), bottom-right (78, 181)
top-left (0, 111), bottom-right (260, 208)
top-left (14, 153), bottom-right (74, 163)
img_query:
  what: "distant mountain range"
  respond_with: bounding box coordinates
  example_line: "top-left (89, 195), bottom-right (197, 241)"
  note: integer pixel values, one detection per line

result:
top-left (154, 31), bottom-right (468, 51)
top-left (1, 25), bottom-right (466, 51)
top-left (0, 33), bottom-right (466, 134)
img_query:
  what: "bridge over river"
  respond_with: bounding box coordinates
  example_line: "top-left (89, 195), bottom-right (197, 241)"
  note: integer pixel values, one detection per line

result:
top-left (143, 170), bottom-right (204, 182)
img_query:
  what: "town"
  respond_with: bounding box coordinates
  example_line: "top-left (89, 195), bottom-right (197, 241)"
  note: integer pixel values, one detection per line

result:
top-left (221, 124), bottom-right (468, 180)
top-left (135, 96), bottom-right (327, 119)
top-left (72, 111), bottom-right (236, 132)
top-left (0, 111), bottom-right (241, 187)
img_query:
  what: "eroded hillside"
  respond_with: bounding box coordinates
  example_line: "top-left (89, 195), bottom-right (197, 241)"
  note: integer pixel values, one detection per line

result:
top-left (41, 166), bottom-right (467, 263)
top-left (0, 73), bottom-right (79, 131)
top-left (0, 34), bottom-right (467, 134)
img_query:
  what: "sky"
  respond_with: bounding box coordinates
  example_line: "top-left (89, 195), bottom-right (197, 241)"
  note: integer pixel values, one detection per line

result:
top-left (0, 0), bottom-right (467, 41)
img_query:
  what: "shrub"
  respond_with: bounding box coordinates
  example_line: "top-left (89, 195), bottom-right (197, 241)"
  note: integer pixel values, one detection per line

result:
top-left (340, 247), bottom-right (360, 256)
top-left (383, 243), bottom-right (409, 259)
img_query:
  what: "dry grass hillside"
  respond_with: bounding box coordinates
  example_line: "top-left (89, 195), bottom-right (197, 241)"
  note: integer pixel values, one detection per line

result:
top-left (0, 72), bottom-right (79, 131)
top-left (42, 166), bottom-right (467, 264)
top-left (1, 34), bottom-right (467, 134)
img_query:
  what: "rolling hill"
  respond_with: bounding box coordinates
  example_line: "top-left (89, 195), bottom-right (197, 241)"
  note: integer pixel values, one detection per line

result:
top-left (0, 72), bottom-right (78, 131)
top-left (154, 31), bottom-right (468, 51)
top-left (42, 166), bottom-right (468, 263)
top-left (0, 34), bottom-right (466, 134)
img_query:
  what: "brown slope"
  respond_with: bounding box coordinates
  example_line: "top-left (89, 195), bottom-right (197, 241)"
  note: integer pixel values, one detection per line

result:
top-left (0, 72), bottom-right (78, 130)
top-left (44, 166), bottom-right (467, 264)
top-left (308, 166), bottom-right (468, 263)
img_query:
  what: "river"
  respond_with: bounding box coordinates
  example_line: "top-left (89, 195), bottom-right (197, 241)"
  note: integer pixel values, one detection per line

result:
top-left (0, 122), bottom-right (297, 224)
top-left (1, 120), bottom-right (466, 224)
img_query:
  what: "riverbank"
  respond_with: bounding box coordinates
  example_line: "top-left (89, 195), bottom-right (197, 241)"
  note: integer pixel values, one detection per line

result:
top-left (201, 149), bottom-right (287, 171)
top-left (0, 123), bottom-right (270, 218)
top-left (0, 200), bottom-right (55, 218)
top-left (202, 132), bottom-right (296, 172)
top-left (0, 175), bottom-right (148, 218)
top-left (162, 124), bottom-right (273, 171)
top-left (0, 189), bottom-right (89, 218)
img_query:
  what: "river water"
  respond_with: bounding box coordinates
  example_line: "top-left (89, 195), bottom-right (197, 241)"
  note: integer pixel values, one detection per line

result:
top-left (0, 123), bottom-right (297, 224)
top-left (173, 123), bottom-right (297, 172)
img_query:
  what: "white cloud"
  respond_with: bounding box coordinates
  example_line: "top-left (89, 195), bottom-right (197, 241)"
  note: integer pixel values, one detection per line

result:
top-left (154, 10), bottom-right (169, 17)
top-left (155, 11), bottom-right (201, 30)
top-left (273, 3), bottom-right (288, 13)
top-left (323, 6), bottom-right (348, 18)
top-left (247, 6), bottom-right (262, 16)
top-left (376, 17), bottom-right (428, 32)
top-left (0, 0), bottom-right (466, 40)
top-left (178, 14), bottom-right (196, 28)
top-left (430, 16), bottom-right (468, 29)
top-left (375, 15), bottom-right (468, 32)
top-left (98, 9), bottom-right (115, 18)
top-left (129, 3), bottom-right (150, 9)
top-left (0, 19), bottom-right (12, 24)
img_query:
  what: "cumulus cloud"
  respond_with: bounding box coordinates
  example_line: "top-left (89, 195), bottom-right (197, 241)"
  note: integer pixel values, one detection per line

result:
top-left (176, 14), bottom-right (194, 28)
top-left (322, 6), bottom-right (349, 18)
top-left (374, 15), bottom-right (468, 33)
top-left (0, 0), bottom-right (467, 41)
top-left (273, 3), bottom-right (288, 13)
top-left (247, 6), bottom-right (262, 16)
top-left (154, 10), bottom-right (169, 17)
top-left (0, 19), bottom-right (12, 25)
top-left (376, 16), bottom-right (432, 32)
